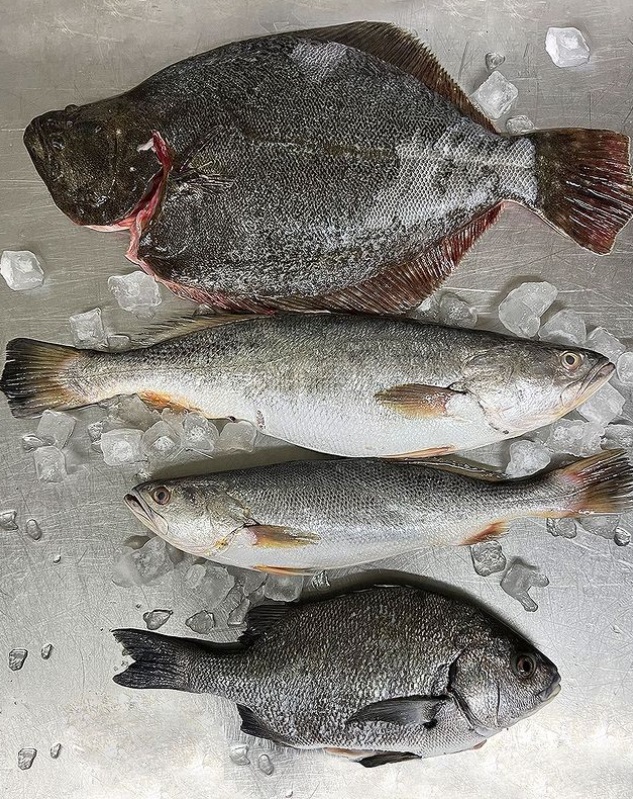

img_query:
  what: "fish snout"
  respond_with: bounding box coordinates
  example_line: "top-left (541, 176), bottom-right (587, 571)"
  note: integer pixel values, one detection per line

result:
top-left (538, 671), bottom-right (561, 703)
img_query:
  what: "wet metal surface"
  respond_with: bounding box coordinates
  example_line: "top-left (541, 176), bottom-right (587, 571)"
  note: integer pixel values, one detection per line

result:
top-left (1, 1), bottom-right (633, 797)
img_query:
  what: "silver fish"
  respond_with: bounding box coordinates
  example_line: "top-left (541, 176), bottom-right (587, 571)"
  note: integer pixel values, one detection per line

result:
top-left (113, 584), bottom-right (561, 767)
top-left (23, 22), bottom-right (633, 314)
top-left (125, 450), bottom-right (633, 570)
top-left (0, 314), bottom-right (613, 459)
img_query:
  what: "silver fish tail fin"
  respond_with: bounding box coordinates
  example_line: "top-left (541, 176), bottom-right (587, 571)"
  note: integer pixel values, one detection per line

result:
top-left (0, 337), bottom-right (91, 418)
top-left (555, 449), bottom-right (633, 515)
top-left (528, 128), bottom-right (633, 254)
top-left (113, 629), bottom-right (213, 693)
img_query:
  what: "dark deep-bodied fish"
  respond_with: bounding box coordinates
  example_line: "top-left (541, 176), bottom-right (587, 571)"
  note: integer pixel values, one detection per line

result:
top-left (112, 584), bottom-right (561, 767)
top-left (124, 450), bottom-right (633, 570)
top-left (24, 22), bottom-right (633, 314)
top-left (0, 313), bottom-right (614, 459)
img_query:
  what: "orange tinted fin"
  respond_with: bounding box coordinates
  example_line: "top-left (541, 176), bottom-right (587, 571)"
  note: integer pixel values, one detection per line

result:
top-left (529, 129), bottom-right (633, 254)
top-left (254, 565), bottom-right (314, 576)
top-left (461, 521), bottom-right (508, 546)
top-left (375, 384), bottom-right (461, 419)
top-left (554, 449), bottom-right (633, 515)
top-left (137, 390), bottom-right (202, 413)
top-left (294, 22), bottom-right (497, 132)
top-left (0, 338), bottom-right (87, 418)
top-left (385, 446), bottom-right (456, 461)
top-left (247, 525), bottom-right (320, 548)
top-left (276, 204), bottom-right (503, 314)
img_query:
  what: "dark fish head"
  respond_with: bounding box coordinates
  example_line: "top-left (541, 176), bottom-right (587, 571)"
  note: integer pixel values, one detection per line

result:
top-left (125, 477), bottom-right (246, 557)
top-left (23, 102), bottom-right (161, 227)
top-left (449, 628), bottom-right (560, 733)
top-left (458, 339), bottom-right (614, 436)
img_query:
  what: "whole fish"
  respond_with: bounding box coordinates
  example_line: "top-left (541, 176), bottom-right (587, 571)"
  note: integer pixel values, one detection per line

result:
top-left (24, 22), bottom-right (633, 314)
top-left (113, 584), bottom-right (561, 767)
top-left (0, 314), bottom-right (613, 459)
top-left (124, 450), bottom-right (633, 570)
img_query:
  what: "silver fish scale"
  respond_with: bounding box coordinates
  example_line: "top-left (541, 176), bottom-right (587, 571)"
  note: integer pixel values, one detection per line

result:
top-left (188, 586), bottom-right (517, 755)
top-left (135, 34), bottom-right (537, 299)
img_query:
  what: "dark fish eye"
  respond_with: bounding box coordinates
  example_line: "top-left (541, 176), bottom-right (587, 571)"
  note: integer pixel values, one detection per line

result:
top-left (561, 351), bottom-right (583, 370)
top-left (513, 653), bottom-right (536, 678)
top-left (152, 486), bottom-right (171, 506)
top-left (50, 137), bottom-right (65, 151)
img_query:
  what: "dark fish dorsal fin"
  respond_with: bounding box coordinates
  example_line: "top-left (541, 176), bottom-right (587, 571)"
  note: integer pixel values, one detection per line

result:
top-left (292, 21), bottom-right (496, 133)
top-left (238, 601), bottom-right (295, 645)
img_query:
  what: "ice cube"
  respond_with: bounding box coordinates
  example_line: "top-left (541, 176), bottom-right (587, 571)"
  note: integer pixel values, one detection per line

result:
top-left (485, 52), bottom-right (506, 71)
top-left (539, 309), bottom-right (586, 346)
top-left (21, 433), bottom-right (44, 452)
top-left (258, 754), bottom-right (274, 776)
top-left (9, 648), bottom-right (28, 670)
top-left (506, 440), bottom-right (551, 477)
top-left (107, 334), bottom-right (131, 351)
top-left (547, 419), bottom-right (604, 456)
top-left (185, 610), bottom-right (216, 634)
top-left (585, 327), bottom-right (625, 363)
top-left (227, 597), bottom-right (250, 627)
top-left (143, 609), bottom-right (173, 630)
top-left (310, 571), bottom-right (331, 591)
top-left (614, 528), bottom-right (631, 547)
top-left (603, 423), bottom-right (633, 450)
top-left (218, 421), bottom-right (258, 453)
top-left (0, 510), bottom-right (18, 531)
top-left (17, 748), bottom-right (37, 771)
top-left (0, 250), bottom-right (44, 290)
top-left (202, 565), bottom-right (235, 605)
top-left (617, 352), bottom-right (633, 384)
top-left (500, 558), bottom-right (549, 612)
top-left (546, 27), bottom-right (590, 68)
top-left (40, 643), bottom-right (53, 659)
top-left (547, 518), bottom-right (578, 539)
top-left (133, 537), bottom-right (174, 584)
top-left (100, 429), bottom-right (145, 466)
top-left (470, 541), bottom-right (507, 577)
top-left (578, 514), bottom-right (620, 539)
top-left (69, 307), bottom-right (107, 348)
top-left (108, 272), bottom-right (162, 317)
top-left (470, 71), bottom-right (518, 120)
top-left (229, 744), bottom-right (250, 766)
top-left (437, 292), bottom-right (477, 328)
top-left (578, 384), bottom-right (625, 426)
top-left (34, 446), bottom-right (67, 482)
top-left (241, 570), bottom-right (267, 596)
top-left (185, 563), bottom-right (207, 589)
top-left (142, 421), bottom-right (181, 461)
top-left (25, 519), bottom-right (43, 541)
top-left (107, 394), bottom-right (159, 431)
top-left (87, 421), bottom-right (105, 443)
top-left (506, 115), bottom-right (535, 135)
top-left (182, 414), bottom-right (219, 454)
top-left (498, 282), bottom-right (558, 338)
top-left (50, 743), bottom-right (62, 759)
top-left (36, 410), bottom-right (76, 448)
top-left (264, 574), bottom-right (304, 602)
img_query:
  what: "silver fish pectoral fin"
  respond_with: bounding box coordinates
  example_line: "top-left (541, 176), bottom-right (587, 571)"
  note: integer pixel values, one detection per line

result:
top-left (346, 695), bottom-right (449, 727)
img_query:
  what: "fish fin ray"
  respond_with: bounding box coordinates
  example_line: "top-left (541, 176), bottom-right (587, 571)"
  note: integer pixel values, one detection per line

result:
top-left (424, 457), bottom-right (506, 481)
top-left (529, 129), bottom-right (633, 254)
top-left (0, 337), bottom-right (86, 418)
top-left (293, 21), bottom-right (497, 132)
top-left (358, 751), bottom-right (421, 768)
top-left (382, 446), bottom-right (457, 461)
top-left (347, 695), bottom-right (447, 726)
top-left (375, 383), bottom-right (462, 420)
top-left (246, 524), bottom-right (321, 548)
top-left (461, 521), bottom-right (508, 546)
top-left (253, 565), bottom-right (314, 576)
top-left (237, 704), bottom-right (288, 744)
top-left (130, 313), bottom-right (265, 346)
top-left (238, 602), bottom-right (296, 645)
top-left (555, 449), bottom-right (633, 515)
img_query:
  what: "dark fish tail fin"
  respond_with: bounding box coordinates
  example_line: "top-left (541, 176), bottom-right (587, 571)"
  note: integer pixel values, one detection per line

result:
top-left (0, 338), bottom-right (92, 418)
top-left (529, 128), bottom-right (633, 254)
top-left (113, 629), bottom-right (209, 692)
top-left (555, 449), bottom-right (633, 515)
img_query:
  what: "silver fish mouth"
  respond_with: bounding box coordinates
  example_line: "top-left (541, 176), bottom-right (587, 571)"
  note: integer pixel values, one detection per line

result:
top-left (124, 490), bottom-right (165, 537)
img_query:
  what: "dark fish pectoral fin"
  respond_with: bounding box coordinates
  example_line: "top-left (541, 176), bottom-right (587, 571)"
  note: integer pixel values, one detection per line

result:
top-left (358, 751), bottom-right (421, 768)
top-left (346, 695), bottom-right (448, 727)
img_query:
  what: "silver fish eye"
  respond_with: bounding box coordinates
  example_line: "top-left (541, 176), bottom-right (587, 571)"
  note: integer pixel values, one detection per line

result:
top-left (152, 486), bottom-right (171, 506)
top-left (561, 351), bottom-right (583, 370)
top-left (513, 653), bottom-right (536, 678)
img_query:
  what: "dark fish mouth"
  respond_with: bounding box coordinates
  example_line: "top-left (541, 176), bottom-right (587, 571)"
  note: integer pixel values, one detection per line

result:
top-left (538, 672), bottom-right (562, 703)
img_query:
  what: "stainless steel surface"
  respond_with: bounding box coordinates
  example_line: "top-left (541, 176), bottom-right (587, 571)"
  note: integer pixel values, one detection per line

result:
top-left (1, 2), bottom-right (633, 797)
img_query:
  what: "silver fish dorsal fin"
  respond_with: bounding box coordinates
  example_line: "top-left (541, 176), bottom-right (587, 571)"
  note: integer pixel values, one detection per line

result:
top-left (131, 312), bottom-right (265, 346)
top-left (288, 21), bottom-right (497, 133)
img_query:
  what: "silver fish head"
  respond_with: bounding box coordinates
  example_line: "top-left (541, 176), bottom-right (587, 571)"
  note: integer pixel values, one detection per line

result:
top-left (458, 341), bottom-right (614, 436)
top-left (450, 633), bottom-right (560, 732)
top-left (125, 478), bottom-right (247, 557)
top-left (23, 101), bottom-right (159, 227)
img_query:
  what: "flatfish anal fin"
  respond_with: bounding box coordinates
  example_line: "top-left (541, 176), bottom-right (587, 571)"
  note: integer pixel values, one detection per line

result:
top-left (375, 383), bottom-right (462, 420)
top-left (278, 203), bottom-right (503, 315)
top-left (293, 21), bottom-right (497, 133)
top-left (346, 695), bottom-right (447, 727)
top-left (246, 524), bottom-right (321, 548)
top-left (236, 704), bottom-right (289, 745)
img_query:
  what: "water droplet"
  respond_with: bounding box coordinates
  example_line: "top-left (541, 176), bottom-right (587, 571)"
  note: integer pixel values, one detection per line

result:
top-left (185, 610), bottom-right (215, 634)
top-left (614, 528), bottom-right (631, 547)
top-left (50, 743), bottom-right (62, 759)
top-left (143, 609), bottom-right (173, 630)
top-left (258, 753), bottom-right (274, 776)
top-left (9, 648), bottom-right (28, 670)
top-left (0, 509), bottom-right (18, 531)
top-left (41, 643), bottom-right (53, 660)
top-left (52, 554), bottom-right (61, 563)
top-left (25, 519), bottom-right (42, 540)
top-left (18, 748), bottom-right (37, 770)
top-left (229, 743), bottom-right (250, 765)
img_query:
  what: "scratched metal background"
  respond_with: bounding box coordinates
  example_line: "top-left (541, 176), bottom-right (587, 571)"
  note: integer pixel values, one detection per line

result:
top-left (1, 1), bottom-right (633, 797)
